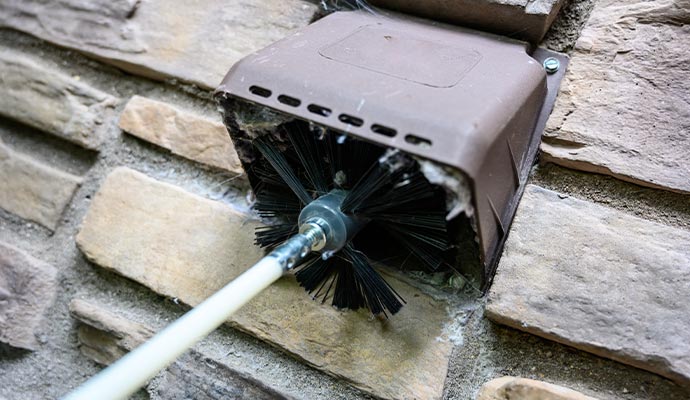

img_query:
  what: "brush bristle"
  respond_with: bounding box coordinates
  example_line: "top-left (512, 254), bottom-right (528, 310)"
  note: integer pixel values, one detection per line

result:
top-left (251, 120), bottom-right (453, 316)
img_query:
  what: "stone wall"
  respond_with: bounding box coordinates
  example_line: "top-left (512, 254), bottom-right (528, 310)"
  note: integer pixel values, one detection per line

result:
top-left (0, 1), bottom-right (689, 400)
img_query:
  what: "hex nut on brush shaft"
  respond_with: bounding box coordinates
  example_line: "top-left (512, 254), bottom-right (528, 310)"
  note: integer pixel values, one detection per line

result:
top-left (298, 189), bottom-right (368, 254)
top-left (268, 224), bottom-right (325, 270)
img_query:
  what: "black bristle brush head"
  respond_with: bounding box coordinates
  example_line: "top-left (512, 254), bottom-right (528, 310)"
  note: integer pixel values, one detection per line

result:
top-left (251, 120), bottom-right (454, 316)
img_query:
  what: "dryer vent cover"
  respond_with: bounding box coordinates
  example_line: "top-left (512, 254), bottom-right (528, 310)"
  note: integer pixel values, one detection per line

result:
top-left (215, 10), bottom-right (567, 289)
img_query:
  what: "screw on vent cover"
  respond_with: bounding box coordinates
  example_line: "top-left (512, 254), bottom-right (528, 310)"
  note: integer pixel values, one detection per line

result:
top-left (543, 57), bottom-right (560, 74)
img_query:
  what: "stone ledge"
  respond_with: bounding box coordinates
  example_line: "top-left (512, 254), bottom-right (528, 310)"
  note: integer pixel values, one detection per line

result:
top-left (0, 48), bottom-right (117, 150)
top-left (0, 242), bottom-right (58, 350)
top-left (0, 139), bottom-right (82, 230)
top-left (543, 0), bottom-right (690, 194)
top-left (477, 376), bottom-right (598, 400)
top-left (369, 0), bottom-right (566, 43)
top-left (0, 0), bottom-right (319, 90)
top-left (69, 299), bottom-right (154, 365)
top-left (69, 299), bottom-right (293, 400)
top-left (75, 167), bottom-right (453, 400)
top-left (487, 185), bottom-right (690, 388)
top-left (119, 96), bottom-right (242, 174)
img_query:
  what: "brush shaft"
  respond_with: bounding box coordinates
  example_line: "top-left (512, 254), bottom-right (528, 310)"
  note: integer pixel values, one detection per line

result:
top-left (62, 257), bottom-right (284, 400)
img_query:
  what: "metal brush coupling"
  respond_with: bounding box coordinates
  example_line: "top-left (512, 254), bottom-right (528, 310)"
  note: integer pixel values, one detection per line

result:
top-left (268, 189), bottom-right (368, 271)
top-left (298, 189), bottom-right (367, 258)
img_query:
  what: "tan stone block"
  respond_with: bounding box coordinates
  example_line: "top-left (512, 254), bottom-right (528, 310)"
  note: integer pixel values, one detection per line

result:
top-left (0, 49), bottom-right (117, 150)
top-left (487, 185), bottom-right (690, 387)
top-left (76, 167), bottom-right (453, 400)
top-left (477, 376), bottom-right (598, 400)
top-left (0, 0), bottom-right (318, 90)
top-left (542, 0), bottom-right (690, 193)
top-left (119, 96), bottom-right (242, 173)
top-left (0, 139), bottom-right (82, 230)
top-left (0, 242), bottom-right (58, 350)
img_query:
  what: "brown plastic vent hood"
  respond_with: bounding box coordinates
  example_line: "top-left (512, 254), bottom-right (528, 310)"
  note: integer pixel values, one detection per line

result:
top-left (216, 10), bottom-right (567, 289)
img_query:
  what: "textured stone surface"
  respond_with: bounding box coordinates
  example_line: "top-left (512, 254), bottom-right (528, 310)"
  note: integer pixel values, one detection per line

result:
top-left (542, 0), bottom-right (690, 194)
top-left (69, 299), bottom-right (153, 365)
top-left (76, 167), bottom-right (453, 400)
top-left (0, 139), bottom-right (82, 230)
top-left (487, 185), bottom-right (690, 387)
top-left (0, 49), bottom-right (117, 150)
top-left (369, 0), bottom-right (565, 43)
top-left (477, 377), bottom-right (597, 400)
top-left (148, 352), bottom-right (292, 400)
top-left (119, 96), bottom-right (242, 173)
top-left (0, 242), bottom-right (58, 350)
top-left (69, 299), bottom-right (291, 400)
top-left (0, 0), bottom-right (318, 89)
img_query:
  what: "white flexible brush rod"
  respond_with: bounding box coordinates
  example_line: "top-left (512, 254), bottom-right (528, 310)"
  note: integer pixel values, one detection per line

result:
top-left (63, 256), bottom-right (283, 400)
top-left (62, 224), bottom-right (327, 400)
